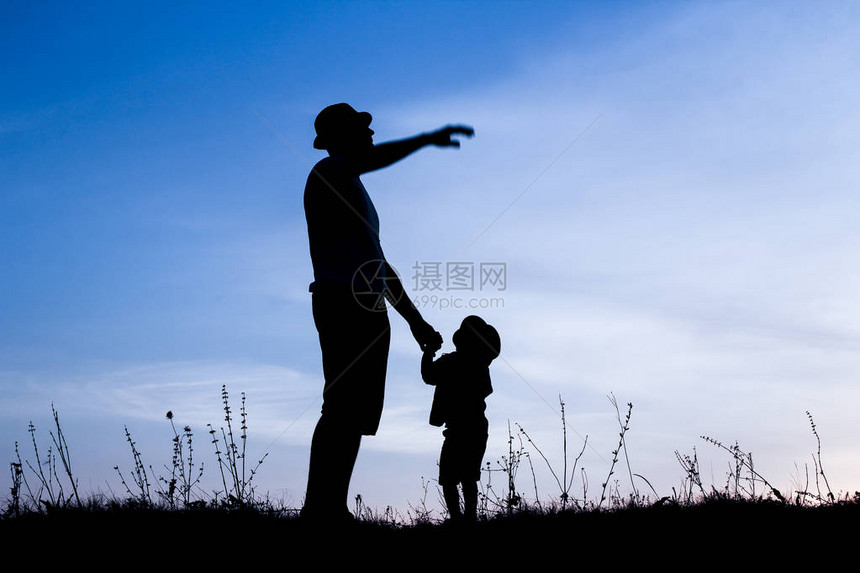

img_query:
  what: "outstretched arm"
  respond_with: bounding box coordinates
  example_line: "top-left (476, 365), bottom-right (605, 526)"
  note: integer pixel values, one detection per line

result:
top-left (358, 125), bottom-right (474, 174)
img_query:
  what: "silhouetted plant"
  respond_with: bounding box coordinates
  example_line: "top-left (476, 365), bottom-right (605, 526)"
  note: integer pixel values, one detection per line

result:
top-left (7, 452), bottom-right (23, 517)
top-left (49, 405), bottom-right (81, 507)
top-left (6, 443), bottom-right (34, 516)
top-left (674, 447), bottom-right (705, 504)
top-left (789, 411), bottom-right (837, 506)
top-left (477, 394), bottom-right (648, 516)
top-left (806, 411), bottom-right (834, 503)
top-left (10, 407), bottom-right (82, 512)
top-left (157, 411), bottom-right (205, 509)
top-left (482, 420), bottom-right (526, 516)
top-left (354, 493), bottom-right (404, 526)
top-left (516, 395), bottom-right (589, 510)
top-left (599, 395), bottom-right (633, 509)
top-left (477, 420), bottom-right (530, 518)
top-left (114, 425), bottom-right (154, 506)
top-left (7, 387), bottom-right (860, 525)
top-left (700, 436), bottom-right (785, 502)
top-left (404, 477), bottom-right (437, 525)
top-left (207, 385), bottom-right (267, 508)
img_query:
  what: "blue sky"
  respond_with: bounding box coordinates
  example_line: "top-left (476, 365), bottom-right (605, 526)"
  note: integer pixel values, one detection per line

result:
top-left (3, 1), bottom-right (860, 513)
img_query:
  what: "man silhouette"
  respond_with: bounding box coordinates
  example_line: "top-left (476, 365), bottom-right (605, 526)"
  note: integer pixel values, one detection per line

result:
top-left (302, 103), bottom-right (474, 520)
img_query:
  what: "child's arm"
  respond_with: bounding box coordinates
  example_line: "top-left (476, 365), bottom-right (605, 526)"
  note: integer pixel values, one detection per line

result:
top-left (421, 349), bottom-right (439, 386)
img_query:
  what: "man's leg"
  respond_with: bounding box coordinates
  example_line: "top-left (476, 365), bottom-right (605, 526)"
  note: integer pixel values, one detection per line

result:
top-left (303, 413), bottom-right (361, 519)
top-left (305, 292), bottom-right (389, 519)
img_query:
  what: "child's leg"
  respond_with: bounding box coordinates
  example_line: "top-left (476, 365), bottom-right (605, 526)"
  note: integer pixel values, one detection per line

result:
top-left (462, 480), bottom-right (478, 520)
top-left (443, 482), bottom-right (462, 520)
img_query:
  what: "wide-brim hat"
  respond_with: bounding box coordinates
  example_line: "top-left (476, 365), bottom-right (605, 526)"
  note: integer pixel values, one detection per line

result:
top-left (453, 315), bottom-right (501, 361)
top-left (313, 103), bottom-right (372, 150)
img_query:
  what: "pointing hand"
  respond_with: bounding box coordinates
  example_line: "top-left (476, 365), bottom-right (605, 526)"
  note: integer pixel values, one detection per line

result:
top-left (428, 125), bottom-right (475, 148)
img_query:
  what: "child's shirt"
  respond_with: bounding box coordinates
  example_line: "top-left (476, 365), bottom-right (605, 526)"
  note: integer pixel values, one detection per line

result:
top-left (422, 351), bottom-right (493, 431)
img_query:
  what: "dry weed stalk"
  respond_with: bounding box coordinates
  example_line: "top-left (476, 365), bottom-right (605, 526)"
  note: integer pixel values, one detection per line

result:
top-left (208, 385), bottom-right (267, 507)
top-left (13, 407), bottom-right (82, 511)
top-left (806, 411), bottom-right (834, 502)
top-left (700, 436), bottom-right (785, 502)
top-left (516, 395), bottom-right (588, 510)
top-left (599, 395), bottom-right (633, 509)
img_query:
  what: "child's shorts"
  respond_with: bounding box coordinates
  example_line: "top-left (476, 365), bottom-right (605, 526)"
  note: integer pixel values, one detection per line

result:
top-left (439, 427), bottom-right (488, 485)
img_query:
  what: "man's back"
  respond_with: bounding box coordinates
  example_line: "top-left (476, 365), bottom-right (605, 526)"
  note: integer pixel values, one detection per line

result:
top-left (304, 156), bottom-right (386, 292)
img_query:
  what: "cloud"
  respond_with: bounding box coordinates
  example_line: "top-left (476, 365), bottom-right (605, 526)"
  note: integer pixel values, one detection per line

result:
top-left (1, 360), bottom-right (323, 446)
top-left (7, 2), bottom-right (860, 511)
top-left (345, 2), bottom-right (860, 498)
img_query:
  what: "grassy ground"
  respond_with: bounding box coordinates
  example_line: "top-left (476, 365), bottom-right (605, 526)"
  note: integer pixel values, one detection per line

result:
top-left (2, 496), bottom-right (856, 567)
top-left (5, 390), bottom-right (855, 567)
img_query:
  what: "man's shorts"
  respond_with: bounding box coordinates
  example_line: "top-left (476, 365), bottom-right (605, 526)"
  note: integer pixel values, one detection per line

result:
top-left (312, 290), bottom-right (391, 436)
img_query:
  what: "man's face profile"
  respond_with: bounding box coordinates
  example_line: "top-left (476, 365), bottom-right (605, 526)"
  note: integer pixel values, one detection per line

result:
top-left (333, 122), bottom-right (374, 155)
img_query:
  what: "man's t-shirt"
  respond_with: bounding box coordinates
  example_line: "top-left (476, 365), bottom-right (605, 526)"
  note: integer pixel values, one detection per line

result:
top-left (304, 155), bottom-right (387, 294)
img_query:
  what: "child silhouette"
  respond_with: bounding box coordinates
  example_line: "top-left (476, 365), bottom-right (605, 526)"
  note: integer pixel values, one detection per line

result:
top-left (421, 315), bottom-right (501, 522)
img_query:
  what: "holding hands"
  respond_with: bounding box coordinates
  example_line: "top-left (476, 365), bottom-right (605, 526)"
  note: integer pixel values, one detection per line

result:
top-left (410, 316), bottom-right (443, 353)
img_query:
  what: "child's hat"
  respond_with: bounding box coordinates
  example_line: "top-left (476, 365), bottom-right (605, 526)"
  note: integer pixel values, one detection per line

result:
top-left (453, 315), bottom-right (501, 361)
